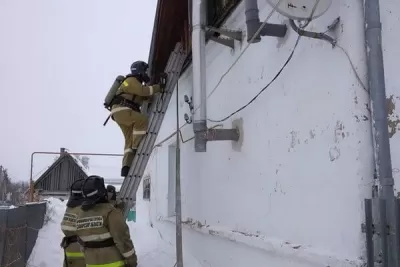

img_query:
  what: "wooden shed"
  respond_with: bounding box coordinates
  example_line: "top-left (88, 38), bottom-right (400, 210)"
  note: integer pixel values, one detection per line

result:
top-left (32, 149), bottom-right (89, 199)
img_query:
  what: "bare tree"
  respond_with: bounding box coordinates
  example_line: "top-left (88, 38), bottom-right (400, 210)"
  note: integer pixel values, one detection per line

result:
top-left (0, 165), bottom-right (29, 204)
top-left (81, 156), bottom-right (90, 169)
top-left (0, 166), bottom-right (10, 201)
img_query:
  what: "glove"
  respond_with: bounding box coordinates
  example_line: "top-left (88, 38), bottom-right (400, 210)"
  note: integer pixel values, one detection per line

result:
top-left (60, 237), bottom-right (68, 248)
top-left (125, 254), bottom-right (138, 267)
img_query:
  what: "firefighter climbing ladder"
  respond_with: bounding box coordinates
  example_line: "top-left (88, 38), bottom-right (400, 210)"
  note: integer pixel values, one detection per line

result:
top-left (119, 42), bottom-right (187, 217)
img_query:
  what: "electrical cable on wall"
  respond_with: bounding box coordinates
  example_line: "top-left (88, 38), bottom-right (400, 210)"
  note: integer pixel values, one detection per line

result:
top-left (288, 16), bottom-right (368, 94)
top-left (157, 0), bottom-right (284, 140)
top-left (203, 0), bottom-right (321, 123)
top-left (159, 0), bottom-right (368, 139)
top-left (151, 123), bottom-right (224, 154)
top-left (190, 0), bottom-right (284, 115)
top-left (335, 44), bottom-right (368, 93)
top-left (289, 17), bottom-right (368, 94)
top-left (207, 18), bottom-right (369, 123)
top-left (208, 35), bottom-right (301, 123)
top-left (207, 43), bottom-right (367, 124)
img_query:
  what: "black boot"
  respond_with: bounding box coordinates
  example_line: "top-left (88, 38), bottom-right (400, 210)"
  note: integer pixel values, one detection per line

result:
top-left (121, 166), bottom-right (130, 177)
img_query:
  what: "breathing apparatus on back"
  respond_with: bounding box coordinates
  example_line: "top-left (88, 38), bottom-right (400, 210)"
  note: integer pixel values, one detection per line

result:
top-left (103, 75), bottom-right (126, 112)
top-left (103, 61), bottom-right (150, 110)
top-left (102, 61), bottom-right (152, 126)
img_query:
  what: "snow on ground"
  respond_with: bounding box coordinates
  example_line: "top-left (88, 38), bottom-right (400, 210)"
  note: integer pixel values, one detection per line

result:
top-left (28, 198), bottom-right (201, 267)
top-left (27, 198), bottom-right (66, 267)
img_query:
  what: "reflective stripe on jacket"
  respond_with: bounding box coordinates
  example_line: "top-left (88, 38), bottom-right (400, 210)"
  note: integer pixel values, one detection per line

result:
top-left (75, 203), bottom-right (136, 266)
top-left (61, 206), bottom-right (85, 263)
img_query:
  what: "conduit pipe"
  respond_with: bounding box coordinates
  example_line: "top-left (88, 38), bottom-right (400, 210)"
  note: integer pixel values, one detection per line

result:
top-left (192, 0), bottom-right (239, 152)
top-left (364, 0), bottom-right (397, 266)
top-left (245, 0), bottom-right (287, 42)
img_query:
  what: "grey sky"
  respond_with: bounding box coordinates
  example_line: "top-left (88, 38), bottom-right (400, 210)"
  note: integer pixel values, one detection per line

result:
top-left (0, 0), bottom-right (157, 181)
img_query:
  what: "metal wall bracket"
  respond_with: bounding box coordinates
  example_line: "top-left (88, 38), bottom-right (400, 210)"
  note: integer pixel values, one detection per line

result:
top-left (209, 36), bottom-right (234, 49)
top-left (205, 128), bottom-right (239, 142)
top-left (362, 198), bottom-right (399, 267)
top-left (361, 222), bottom-right (377, 235)
top-left (289, 19), bottom-right (338, 48)
top-left (194, 121), bottom-right (240, 152)
top-left (205, 26), bottom-right (243, 49)
top-left (364, 198), bottom-right (375, 267)
top-left (361, 222), bottom-right (391, 236)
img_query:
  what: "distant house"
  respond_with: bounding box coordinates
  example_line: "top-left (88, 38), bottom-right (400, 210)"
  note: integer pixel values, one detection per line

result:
top-left (27, 148), bottom-right (89, 201)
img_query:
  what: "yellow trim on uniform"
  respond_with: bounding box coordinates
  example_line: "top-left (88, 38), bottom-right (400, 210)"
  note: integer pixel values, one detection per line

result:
top-left (65, 251), bottom-right (84, 258)
top-left (132, 130), bottom-right (146, 135)
top-left (111, 106), bottom-right (132, 115)
top-left (124, 148), bottom-right (133, 154)
top-left (61, 225), bottom-right (77, 231)
top-left (86, 261), bottom-right (125, 267)
top-left (79, 232), bottom-right (112, 242)
top-left (122, 248), bottom-right (135, 258)
top-left (123, 81), bottom-right (129, 87)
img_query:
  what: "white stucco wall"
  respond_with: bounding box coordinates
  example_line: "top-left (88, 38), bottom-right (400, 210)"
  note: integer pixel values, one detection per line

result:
top-left (136, 0), bottom-right (400, 266)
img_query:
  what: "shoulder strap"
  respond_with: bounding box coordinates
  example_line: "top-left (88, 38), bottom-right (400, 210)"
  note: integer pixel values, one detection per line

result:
top-left (119, 75), bottom-right (137, 102)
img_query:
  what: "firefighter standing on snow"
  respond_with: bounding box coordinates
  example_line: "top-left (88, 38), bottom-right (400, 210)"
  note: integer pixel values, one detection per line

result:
top-left (60, 179), bottom-right (86, 267)
top-left (103, 61), bottom-right (166, 177)
top-left (75, 175), bottom-right (138, 267)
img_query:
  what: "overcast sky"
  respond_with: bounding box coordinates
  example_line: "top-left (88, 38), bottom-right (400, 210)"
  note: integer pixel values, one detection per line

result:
top-left (0, 0), bottom-right (157, 181)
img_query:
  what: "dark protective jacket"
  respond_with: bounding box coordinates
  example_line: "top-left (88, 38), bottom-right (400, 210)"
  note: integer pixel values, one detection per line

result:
top-left (75, 203), bottom-right (137, 267)
top-left (61, 206), bottom-right (86, 267)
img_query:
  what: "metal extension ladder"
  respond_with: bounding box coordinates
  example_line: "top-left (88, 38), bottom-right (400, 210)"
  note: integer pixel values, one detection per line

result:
top-left (119, 42), bottom-right (187, 217)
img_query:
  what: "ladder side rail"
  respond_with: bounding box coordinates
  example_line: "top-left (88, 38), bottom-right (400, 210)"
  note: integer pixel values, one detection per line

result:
top-left (129, 44), bottom-right (183, 174)
top-left (126, 48), bottom-right (187, 198)
top-left (132, 48), bottom-right (186, 178)
top-left (130, 68), bottom-right (183, 192)
top-left (119, 44), bottom-right (181, 197)
top-left (120, 44), bottom-right (187, 216)
top-left (123, 57), bottom-right (187, 216)
top-left (119, 46), bottom-right (180, 198)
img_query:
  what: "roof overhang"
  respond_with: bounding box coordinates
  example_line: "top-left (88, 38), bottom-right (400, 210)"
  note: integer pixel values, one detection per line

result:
top-left (148, 0), bottom-right (189, 81)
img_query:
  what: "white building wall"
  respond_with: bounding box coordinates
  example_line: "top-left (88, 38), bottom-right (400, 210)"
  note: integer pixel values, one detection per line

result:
top-left (135, 0), bottom-right (400, 266)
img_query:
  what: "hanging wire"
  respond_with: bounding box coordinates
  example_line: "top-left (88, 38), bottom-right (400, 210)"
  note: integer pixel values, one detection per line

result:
top-left (196, 0), bottom-right (285, 110)
top-left (208, 35), bottom-right (301, 123)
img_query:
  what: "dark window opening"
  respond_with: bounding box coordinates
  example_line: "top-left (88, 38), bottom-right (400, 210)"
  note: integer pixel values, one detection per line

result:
top-left (143, 176), bottom-right (151, 201)
top-left (207, 0), bottom-right (242, 28)
top-left (179, 0), bottom-right (241, 75)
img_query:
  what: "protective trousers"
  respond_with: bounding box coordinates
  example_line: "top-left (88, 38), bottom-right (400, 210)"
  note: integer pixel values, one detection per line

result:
top-left (62, 243), bottom-right (85, 267)
top-left (112, 108), bottom-right (148, 169)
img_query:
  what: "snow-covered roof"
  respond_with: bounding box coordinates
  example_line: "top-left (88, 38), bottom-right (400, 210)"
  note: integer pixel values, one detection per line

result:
top-left (69, 154), bottom-right (92, 176)
top-left (66, 151), bottom-right (123, 191)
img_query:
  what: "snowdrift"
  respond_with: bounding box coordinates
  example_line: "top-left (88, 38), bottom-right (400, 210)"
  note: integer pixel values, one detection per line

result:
top-left (27, 198), bottom-right (200, 267)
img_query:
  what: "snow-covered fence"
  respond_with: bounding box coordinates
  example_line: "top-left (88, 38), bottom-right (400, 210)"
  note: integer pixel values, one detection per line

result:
top-left (0, 203), bottom-right (46, 267)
